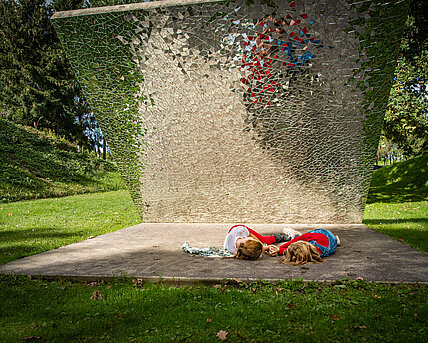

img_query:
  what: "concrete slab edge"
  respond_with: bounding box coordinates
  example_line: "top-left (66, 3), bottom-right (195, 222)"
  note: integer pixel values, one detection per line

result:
top-left (2, 272), bottom-right (427, 286)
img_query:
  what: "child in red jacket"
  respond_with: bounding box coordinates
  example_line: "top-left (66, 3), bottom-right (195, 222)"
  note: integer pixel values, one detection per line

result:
top-left (268, 228), bottom-right (340, 265)
top-left (224, 225), bottom-right (300, 260)
top-left (225, 225), bottom-right (339, 264)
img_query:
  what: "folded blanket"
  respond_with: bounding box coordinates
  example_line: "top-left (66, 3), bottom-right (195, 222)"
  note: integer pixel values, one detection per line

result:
top-left (181, 242), bottom-right (234, 258)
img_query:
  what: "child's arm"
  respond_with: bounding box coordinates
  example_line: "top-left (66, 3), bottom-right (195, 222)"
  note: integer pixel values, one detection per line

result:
top-left (247, 229), bottom-right (276, 245)
top-left (262, 245), bottom-right (271, 253)
top-left (274, 236), bottom-right (305, 256)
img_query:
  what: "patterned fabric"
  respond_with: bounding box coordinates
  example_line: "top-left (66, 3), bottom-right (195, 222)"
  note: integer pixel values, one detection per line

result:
top-left (182, 242), bottom-right (234, 258)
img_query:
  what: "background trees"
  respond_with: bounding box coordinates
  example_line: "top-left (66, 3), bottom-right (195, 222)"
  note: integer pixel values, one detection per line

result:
top-left (0, 0), bottom-right (426, 162)
top-left (0, 0), bottom-right (99, 152)
top-left (381, 0), bottom-right (428, 160)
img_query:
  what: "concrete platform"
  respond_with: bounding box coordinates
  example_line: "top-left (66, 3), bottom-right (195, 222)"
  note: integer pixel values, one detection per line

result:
top-left (1, 224), bottom-right (427, 283)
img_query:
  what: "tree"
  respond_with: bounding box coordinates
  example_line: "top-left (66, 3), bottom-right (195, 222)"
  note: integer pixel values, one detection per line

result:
top-left (0, 0), bottom-right (95, 149)
top-left (382, 0), bottom-right (428, 158)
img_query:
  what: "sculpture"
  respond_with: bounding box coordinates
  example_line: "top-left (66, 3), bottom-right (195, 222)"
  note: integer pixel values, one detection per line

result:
top-left (51, 0), bottom-right (408, 223)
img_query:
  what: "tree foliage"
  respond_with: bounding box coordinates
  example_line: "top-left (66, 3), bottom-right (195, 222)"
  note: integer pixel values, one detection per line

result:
top-left (0, 0), bottom-right (96, 149)
top-left (383, 0), bottom-right (428, 158)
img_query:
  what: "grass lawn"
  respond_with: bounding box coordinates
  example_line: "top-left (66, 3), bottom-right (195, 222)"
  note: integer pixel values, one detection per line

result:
top-left (366, 153), bottom-right (428, 204)
top-left (0, 190), bottom-right (140, 265)
top-left (363, 201), bottom-right (428, 254)
top-left (0, 119), bottom-right (126, 203)
top-left (363, 153), bottom-right (428, 254)
top-left (0, 276), bottom-right (427, 342)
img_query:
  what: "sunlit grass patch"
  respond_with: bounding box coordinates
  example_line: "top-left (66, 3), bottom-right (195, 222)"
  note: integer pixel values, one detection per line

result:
top-left (0, 190), bottom-right (140, 264)
top-left (367, 153), bottom-right (428, 204)
top-left (363, 201), bottom-right (428, 254)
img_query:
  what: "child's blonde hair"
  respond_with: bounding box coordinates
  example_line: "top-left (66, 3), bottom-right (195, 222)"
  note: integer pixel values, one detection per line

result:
top-left (235, 240), bottom-right (263, 260)
top-left (281, 241), bottom-right (324, 265)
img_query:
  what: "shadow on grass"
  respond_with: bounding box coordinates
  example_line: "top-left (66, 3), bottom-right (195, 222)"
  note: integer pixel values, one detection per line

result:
top-left (0, 228), bottom-right (88, 265)
top-left (367, 154), bottom-right (428, 204)
top-left (0, 227), bottom-right (84, 242)
top-left (366, 189), bottom-right (428, 204)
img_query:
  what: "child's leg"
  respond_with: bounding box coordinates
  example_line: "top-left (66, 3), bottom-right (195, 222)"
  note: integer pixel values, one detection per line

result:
top-left (272, 228), bottom-right (302, 244)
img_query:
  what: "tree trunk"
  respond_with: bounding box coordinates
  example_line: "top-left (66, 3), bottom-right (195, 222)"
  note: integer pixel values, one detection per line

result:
top-left (103, 137), bottom-right (106, 160)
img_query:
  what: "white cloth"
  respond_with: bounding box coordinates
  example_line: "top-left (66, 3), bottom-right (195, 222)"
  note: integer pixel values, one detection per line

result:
top-left (223, 225), bottom-right (250, 254)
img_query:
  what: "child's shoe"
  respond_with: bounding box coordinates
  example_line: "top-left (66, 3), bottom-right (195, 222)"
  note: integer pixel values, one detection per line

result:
top-left (335, 235), bottom-right (341, 246)
top-left (282, 227), bottom-right (302, 240)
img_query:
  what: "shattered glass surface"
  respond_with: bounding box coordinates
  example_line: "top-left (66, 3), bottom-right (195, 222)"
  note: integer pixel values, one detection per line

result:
top-left (51, 0), bottom-right (408, 223)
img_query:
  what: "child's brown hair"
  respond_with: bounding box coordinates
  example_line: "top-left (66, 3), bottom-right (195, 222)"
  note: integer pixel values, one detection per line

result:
top-left (281, 241), bottom-right (324, 265)
top-left (235, 240), bottom-right (263, 260)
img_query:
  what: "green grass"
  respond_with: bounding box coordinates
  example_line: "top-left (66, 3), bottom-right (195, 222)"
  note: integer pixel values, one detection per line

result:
top-left (363, 153), bottom-right (428, 254)
top-left (0, 119), bottom-right (126, 202)
top-left (367, 153), bottom-right (428, 204)
top-left (0, 276), bottom-right (426, 342)
top-left (363, 201), bottom-right (428, 254)
top-left (0, 190), bottom-right (140, 265)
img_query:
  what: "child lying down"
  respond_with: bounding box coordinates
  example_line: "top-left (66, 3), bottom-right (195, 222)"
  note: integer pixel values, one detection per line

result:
top-left (183, 225), bottom-right (340, 265)
top-left (223, 225), bottom-right (340, 265)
